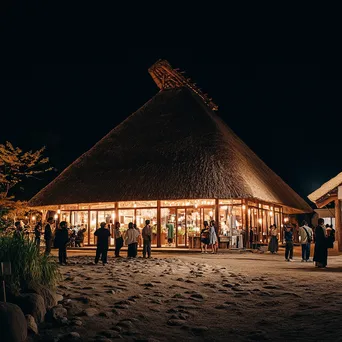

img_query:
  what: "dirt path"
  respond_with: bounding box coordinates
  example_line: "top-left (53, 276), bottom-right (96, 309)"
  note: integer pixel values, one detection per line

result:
top-left (33, 252), bottom-right (342, 341)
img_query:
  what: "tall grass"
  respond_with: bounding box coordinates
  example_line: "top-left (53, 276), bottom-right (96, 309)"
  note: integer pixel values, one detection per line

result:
top-left (0, 234), bottom-right (61, 294)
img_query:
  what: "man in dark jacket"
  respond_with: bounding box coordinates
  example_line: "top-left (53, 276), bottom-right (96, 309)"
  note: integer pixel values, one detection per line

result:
top-left (284, 225), bottom-right (294, 261)
top-left (44, 217), bottom-right (54, 256)
top-left (94, 222), bottom-right (111, 265)
top-left (54, 221), bottom-right (69, 265)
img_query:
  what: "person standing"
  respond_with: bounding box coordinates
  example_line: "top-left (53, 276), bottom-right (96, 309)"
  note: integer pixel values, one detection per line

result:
top-left (34, 221), bottom-right (42, 247)
top-left (44, 217), bottom-right (54, 256)
top-left (299, 220), bottom-right (313, 262)
top-left (142, 220), bottom-right (152, 258)
top-left (94, 222), bottom-right (111, 265)
top-left (54, 221), bottom-right (69, 265)
top-left (313, 218), bottom-right (328, 268)
top-left (166, 220), bottom-right (174, 246)
top-left (209, 220), bottom-right (218, 253)
top-left (268, 224), bottom-right (279, 254)
top-left (114, 222), bottom-right (123, 257)
top-left (200, 221), bottom-right (210, 253)
top-left (13, 221), bottom-right (23, 238)
top-left (284, 224), bottom-right (294, 261)
top-left (125, 222), bottom-right (140, 258)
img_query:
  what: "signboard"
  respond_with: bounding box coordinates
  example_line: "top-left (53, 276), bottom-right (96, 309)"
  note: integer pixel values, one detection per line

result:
top-left (1, 262), bottom-right (11, 276)
top-left (338, 186), bottom-right (342, 200)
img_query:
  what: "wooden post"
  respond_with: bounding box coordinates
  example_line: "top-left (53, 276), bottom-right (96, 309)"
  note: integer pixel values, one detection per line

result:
top-left (244, 200), bottom-right (249, 248)
top-left (157, 200), bottom-right (161, 247)
top-left (114, 202), bottom-right (119, 224)
top-left (335, 199), bottom-right (342, 252)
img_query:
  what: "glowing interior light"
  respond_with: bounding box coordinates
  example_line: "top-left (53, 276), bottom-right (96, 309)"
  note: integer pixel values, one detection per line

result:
top-left (258, 218), bottom-right (262, 224)
top-left (269, 211), bottom-right (273, 217)
top-left (54, 214), bottom-right (58, 219)
top-left (57, 209), bottom-right (61, 214)
top-left (242, 205), bottom-right (246, 210)
top-left (32, 216), bottom-right (36, 221)
top-left (209, 211), bottom-right (213, 217)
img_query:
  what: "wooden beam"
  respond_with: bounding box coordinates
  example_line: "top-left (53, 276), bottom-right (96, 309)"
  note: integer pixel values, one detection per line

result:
top-left (157, 200), bottom-right (161, 247)
top-left (335, 199), bottom-right (342, 252)
top-left (315, 195), bottom-right (338, 208)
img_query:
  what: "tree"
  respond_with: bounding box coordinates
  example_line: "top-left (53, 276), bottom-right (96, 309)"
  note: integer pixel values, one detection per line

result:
top-left (0, 142), bottom-right (52, 228)
top-left (0, 141), bottom-right (52, 199)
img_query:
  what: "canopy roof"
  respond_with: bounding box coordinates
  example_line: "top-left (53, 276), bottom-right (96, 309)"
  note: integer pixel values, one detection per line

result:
top-left (308, 172), bottom-right (342, 203)
top-left (29, 86), bottom-right (311, 213)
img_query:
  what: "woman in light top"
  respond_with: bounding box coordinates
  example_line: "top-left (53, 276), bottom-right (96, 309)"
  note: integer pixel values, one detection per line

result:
top-left (209, 220), bottom-right (218, 254)
top-left (124, 222), bottom-right (140, 258)
top-left (268, 224), bottom-right (278, 254)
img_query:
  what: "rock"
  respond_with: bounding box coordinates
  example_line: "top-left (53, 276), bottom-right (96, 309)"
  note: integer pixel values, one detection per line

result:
top-left (0, 302), bottom-right (27, 342)
top-left (26, 283), bottom-right (63, 310)
top-left (191, 326), bottom-right (209, 335)
top-left (14, 293), bottom-right (46, 323)
top-left (83, 307), bottom-right (99, 317)
top-left (64, 301), bottom-right (83, 316)
top-left (190, 293), bottom-right (204, 299)
top-left (61, 317), bottom-right (69, 324)
top-left (99, 311), bottom-right (113, 318)
top-left (215, 304), bottom-right (230, 309)
top-left (48, 305), bottom-right (68, 321)
top-left (58, 331), bottom-right (81, 341)
top-left (167, 319), bottom-right (184, 326)
top-left (26, 314), bottom-right (38, 334)
top-left (73, 319), bottom-right (83, 326)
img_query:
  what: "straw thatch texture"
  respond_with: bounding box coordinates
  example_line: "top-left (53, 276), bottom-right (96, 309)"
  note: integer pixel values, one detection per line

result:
top-left (308, 172), bottom-right (342, 203)
top-left (29, 87), bottom-right (311, 212)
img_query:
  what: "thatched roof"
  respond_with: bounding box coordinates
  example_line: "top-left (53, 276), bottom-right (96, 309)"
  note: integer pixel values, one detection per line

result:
top-left (308, 172), bottom-right (342, 203)
top-left (29, 87), bottom-right (312, 213)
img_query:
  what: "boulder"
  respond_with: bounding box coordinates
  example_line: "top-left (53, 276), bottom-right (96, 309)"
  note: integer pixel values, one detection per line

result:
top-left (14, 293), bottom-right (46, 323)
top-left (26, 314), bottom-right (38, 334)
top-left (0, 302), bottom-right (27, 342)
top-left (26, 283), bottom-right (61, 309)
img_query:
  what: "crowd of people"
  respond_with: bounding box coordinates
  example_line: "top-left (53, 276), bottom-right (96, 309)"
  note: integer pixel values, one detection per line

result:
top-left (266, 219), bottom-right (335, 268)
top-left (11, 215), bottom-right (336, 269)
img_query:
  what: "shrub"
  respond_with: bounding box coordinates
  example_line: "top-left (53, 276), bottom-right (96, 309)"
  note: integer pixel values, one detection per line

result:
top-left (0, 234), bottom-right (61, 294)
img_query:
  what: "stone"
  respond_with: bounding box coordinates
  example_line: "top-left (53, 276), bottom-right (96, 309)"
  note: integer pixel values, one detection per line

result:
top-left (26, 283), bottom-right (61, 310)
top-left (73, 319), bottom-right (83, 326)
top-left (191, 326), bottom-right (209, 335)
top-left (14, 293), bottom-right (46, 323)
top-left (26, 314), bottom-right (38, 334)
top-left (167, 319), bottom-right (184, 326)
top-left (0, 302), bottom-right (27, 342)
top-left (83, 307), bottom-right (99, 317)
top-left (48, 305), bottom-right (68, 321)
top-left (61, 317), bottom-right (69, 324)
top-left (58, 331), bottom-right (81, 341)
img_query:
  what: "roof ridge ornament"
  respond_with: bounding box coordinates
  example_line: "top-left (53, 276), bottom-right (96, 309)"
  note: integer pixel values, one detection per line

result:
top-left (148, 59), bottom-right (218, 111)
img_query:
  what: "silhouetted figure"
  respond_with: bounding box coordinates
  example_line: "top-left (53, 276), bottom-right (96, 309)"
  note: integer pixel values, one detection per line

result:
top-left (34, 221), bottom-right (42, 247)
top-left (142, 220), bottom-right (152, 258)
top-left (44, 217), bottom-right (54, 256)
top-left (314, 218), bottom-right (328, 268)
top-left (94, 222), bottom-right (111, 265)
top-left (55, 221), bottom-right (69, 265)
top-left (114, 222), bottom-right (123, 257)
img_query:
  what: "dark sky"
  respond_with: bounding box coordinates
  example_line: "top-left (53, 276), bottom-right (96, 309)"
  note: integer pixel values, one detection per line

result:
top-left (1, 51), bottom-right (341, 204)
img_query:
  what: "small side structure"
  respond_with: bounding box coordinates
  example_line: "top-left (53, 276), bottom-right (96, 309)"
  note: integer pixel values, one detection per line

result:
top-left (308, 172), bottom-right (342, 251)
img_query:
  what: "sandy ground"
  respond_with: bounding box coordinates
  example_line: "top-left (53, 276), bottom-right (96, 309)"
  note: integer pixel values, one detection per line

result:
top-left (32, 250), bottom-right (342, 342)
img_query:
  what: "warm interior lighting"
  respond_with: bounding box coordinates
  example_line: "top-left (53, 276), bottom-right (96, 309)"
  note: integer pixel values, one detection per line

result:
top-left (32, 216), bottom-right (36, 221)
top-left (194, 203), bottom-right (198, 208)
top-left (242, 205), bottom-right (246, 210)
top-left (248, 209), bottom-right (251, 214)
top-left (57, 209), bottom-right (61, 214)
top-left (269, 211), bottom-right (273, 217)
top-left (133, 203), bottom-right (137, 208)
top-left (258, 218), bottom-right (262, 224)
top-left (209, 211), bottom-right (213, 217)
top-left (54, 214), bottom-right (58, 219)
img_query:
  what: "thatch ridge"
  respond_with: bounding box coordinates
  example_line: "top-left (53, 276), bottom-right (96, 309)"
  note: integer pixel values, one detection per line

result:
top-left (308, 171), bottom-right (342, 203)
top-left (29, 87), bottom-right (311, 213)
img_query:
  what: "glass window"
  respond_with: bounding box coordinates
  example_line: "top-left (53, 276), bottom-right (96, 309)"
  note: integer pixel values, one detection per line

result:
top-left (186, 208), bottom-right (201, 237)
top-left (177, 209), bottom-right (186, 247)
top-left (161, 199), bottom-right (214, 207)
top-left (219, 199), bottom-right (241, 204)
top-left (119, 201), bottom-right (157, 208)
top-left (89, 211), bottom-right (97, 245)
top-left (118, 209), bottom-right (135, 231)
top-left (161, 208), bottom-right (176, 247)
top-left (61, 211), bottom-right (70, 225)
top-left (71, 211), bottom-right (89, 245)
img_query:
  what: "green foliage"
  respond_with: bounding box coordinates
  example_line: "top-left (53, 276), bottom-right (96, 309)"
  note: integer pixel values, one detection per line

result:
top-left (0, 234), bottom-right (61, 294)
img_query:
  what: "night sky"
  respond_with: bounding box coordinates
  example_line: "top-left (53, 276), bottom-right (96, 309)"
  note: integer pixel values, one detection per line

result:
top-left (1, 51), bottom-right (341, 204)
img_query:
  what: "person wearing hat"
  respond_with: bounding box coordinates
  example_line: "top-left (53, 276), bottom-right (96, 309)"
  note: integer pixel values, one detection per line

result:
top-left (284, 224), bottom-right (294, 261)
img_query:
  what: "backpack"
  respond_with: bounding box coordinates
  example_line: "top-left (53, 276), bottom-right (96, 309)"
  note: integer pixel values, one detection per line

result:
top-left (303, 227), bottom-right (312, 243)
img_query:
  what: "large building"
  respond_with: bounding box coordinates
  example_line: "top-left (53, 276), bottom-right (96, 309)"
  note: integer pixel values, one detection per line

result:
top-left (29, 60), bottom-right (312, 248)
